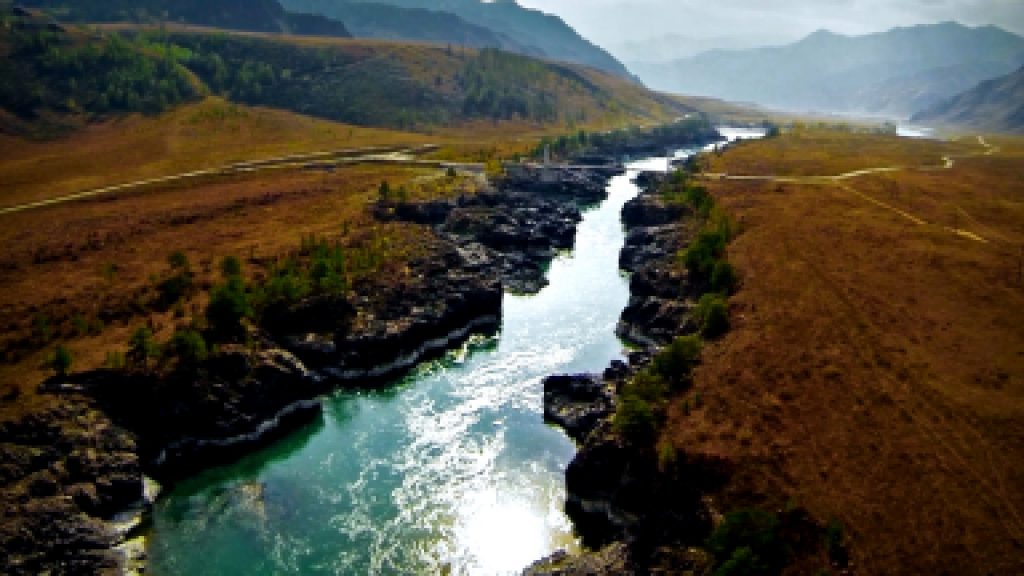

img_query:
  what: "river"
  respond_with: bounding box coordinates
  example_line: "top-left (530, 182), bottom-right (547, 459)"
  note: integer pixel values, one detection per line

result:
top-left (145, 130), bottom-right (760, 576)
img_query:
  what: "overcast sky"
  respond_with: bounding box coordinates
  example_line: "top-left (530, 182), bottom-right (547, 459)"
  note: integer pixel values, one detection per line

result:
top-left (517, 0), bottom-right (1024, 47)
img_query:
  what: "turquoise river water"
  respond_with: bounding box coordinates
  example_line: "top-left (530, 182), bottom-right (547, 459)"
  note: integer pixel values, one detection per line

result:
top-left (145, 136), bottom-right (762, 575)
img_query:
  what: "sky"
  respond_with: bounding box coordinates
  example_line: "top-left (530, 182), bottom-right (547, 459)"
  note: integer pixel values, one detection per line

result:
top-left (516, 0), bottom-right (1024, 49)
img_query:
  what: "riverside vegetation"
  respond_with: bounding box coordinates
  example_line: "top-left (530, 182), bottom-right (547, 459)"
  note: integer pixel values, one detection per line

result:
top-left (0, 40), bottom-right (719, 568)
top-left (0, 6), bottom-right (712, 573)
top-left (535, 161), bottom-right (848, 575)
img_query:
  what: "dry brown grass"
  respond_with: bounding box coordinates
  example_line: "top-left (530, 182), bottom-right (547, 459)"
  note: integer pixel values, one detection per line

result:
top-left (707, 126), bottom-right (979, 177)
top-left (0, 162), bottom-right (439, 402)
top-left (0, 97), bottom-right (434, 208)
top-left (669, 130), bottom-right (1024, 574)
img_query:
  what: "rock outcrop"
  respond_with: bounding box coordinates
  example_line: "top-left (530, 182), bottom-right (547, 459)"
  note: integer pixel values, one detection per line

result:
top-left (542, 373), bottom-right (615, 444)
top-left (616, 174), bottom-right (701, 347)
top-left (5, 164), bottom-right (621, 575)
top-left (0, 399), bottom-right (140, 575)
top-left (378, 167), bottom-right (615, 293)
top-left (535, 169), bottom-right (729, 574)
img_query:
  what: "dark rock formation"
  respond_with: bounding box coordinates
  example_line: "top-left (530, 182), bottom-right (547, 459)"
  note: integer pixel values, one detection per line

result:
top-left (65, 346), bottom-right (323, 483)
top-left (524, 542), bottom-right (632, 576)
top-left (0, 400), bottom-right (140, 575)
top-left (536, 163), bottom-right (734, 574)
top-left (379, 166), bottom-right (619, 294)
top-left (616, 179), bottom-right (701, 348)
top-left (542, 374), bottom-right (614, 444)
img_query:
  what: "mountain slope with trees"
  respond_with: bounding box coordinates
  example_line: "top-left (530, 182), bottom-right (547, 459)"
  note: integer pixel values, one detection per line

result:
top-left (0, 5), bottom-right (687, 135)
top-left (912, 65), bottom-right (1024, 133)
top-left (283, 0), bottom-right (632, 79)
top-left (274, 0), bottom-right (539, 55)
top-left (633, 22), bottom-right (1024, 117)
top-left (17, 0), bottom-right (351, 37)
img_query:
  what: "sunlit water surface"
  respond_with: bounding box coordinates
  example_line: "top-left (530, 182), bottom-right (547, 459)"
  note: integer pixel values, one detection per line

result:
top-left (146, 165), bottom-right (667, 575)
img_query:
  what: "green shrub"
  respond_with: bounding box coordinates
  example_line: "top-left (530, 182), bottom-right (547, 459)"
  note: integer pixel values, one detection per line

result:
top-left (684, 228), bottom-right (728, 279)
top-left (72, 314), bottom-right (89, 337)
top-left (168, 251), bottom-right (189, 271)
top-left (684, 185), bottom-right (714, 218)
top-left (696, 293), bottom-right (729, 338)
top-left (127, 327), bottom-right (159, 368)
top-left (613, 393), bottom-right (658, 447)
top-left (32, 314), bottom-right (52, 343)
top-left (258, 269), bottom-right (309, 309)
top-left (220, 255), bottom-right (242, 279)
top-left (711, 260), bottom-right (738, 294)
top-left (157, 271), bottom-right (193, 307)
top-left (651, 335), bottom-right (702, 388)
top-left (167, 330), bottom-right (208, 366)
top-left (708, 509), bottom-right (788, 576)
top-left (105, 350), bottom-right (126, 370)
top-left (50, 344), bottom-right (72, 377)
top-left (206, 276), bottom-right (252, 341)
top-left (715, 546), bottom-right (760, 576)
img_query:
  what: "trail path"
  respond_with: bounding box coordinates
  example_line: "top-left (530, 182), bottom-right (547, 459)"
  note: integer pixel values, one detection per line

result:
top-left (702, 135), bottom-right (1002, 244)
top-left (0, 144), bottom-right (444, 216)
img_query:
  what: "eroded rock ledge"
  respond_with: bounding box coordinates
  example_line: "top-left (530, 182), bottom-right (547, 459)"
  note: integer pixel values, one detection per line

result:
top-left (531, 172), bottom-right (728, 575)
top-left (1, 166), bottom-right (617, 575)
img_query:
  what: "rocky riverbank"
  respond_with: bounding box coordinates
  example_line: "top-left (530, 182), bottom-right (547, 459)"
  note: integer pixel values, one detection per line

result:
top-left (530, 171), bottom-right (725, 575)
top-left (0, 165), bottom-right (617, 575)
top-left (378, 166), bottom-right (612, 293)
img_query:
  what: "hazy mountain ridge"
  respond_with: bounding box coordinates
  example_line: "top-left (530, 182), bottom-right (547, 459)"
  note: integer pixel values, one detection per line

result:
top-left (0, 4), bottom-right (687, 136)
top-left (309, 0), bottom-right (632, 79)
top-left (612, 32), bottom-right (794, 63)
top-left (633, 22), bottom-right (1024, 118)
top-left (18, 0), bottom-right (351, 37)
top-left (912, 65), bottom-right (1024, 133)
top-left (279, 0), bottom-right (539, 55)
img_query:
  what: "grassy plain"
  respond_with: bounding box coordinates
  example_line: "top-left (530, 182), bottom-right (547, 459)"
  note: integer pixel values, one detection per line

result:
top-left (672, 128), bottom-right (1024, 574)
top-left (0, 84), bottom-right (671, 405)
top-left (0, 97), bottom-right (434, 208)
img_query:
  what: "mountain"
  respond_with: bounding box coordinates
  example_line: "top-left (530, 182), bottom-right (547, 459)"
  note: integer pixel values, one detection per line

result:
top-left (633, 22), bottom-right (1024, 118)
top-left (18, 0), bottom-right (351, 37)
top-left (610, 33), bottom-right (794, 63)
top-left (277, 0), bottom-right (538, 55)
top-left (288, 0), bottom-right (631, 79)
top-left (912, 65), bottom-right (1024, 133)
top-left (0, 4), bottom-right (688, 135)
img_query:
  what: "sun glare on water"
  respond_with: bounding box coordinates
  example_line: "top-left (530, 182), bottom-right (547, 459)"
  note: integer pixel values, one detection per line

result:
top-left (453, 488), bottom-right (572, 575)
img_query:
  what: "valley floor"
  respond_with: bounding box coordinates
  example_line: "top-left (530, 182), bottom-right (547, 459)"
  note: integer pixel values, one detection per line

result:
top-left (675, 128), bottom-right (1024, 574)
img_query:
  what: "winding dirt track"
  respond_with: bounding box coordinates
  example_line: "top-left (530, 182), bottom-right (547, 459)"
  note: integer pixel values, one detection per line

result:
top-left (702, 135), bottom-right (1001, 244)
top-left (0, 144), bottom-right (443, 216)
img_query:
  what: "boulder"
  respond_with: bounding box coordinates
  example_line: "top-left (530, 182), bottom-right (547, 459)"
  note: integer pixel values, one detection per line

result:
top-left (542, 374), bottom-right (614, 443)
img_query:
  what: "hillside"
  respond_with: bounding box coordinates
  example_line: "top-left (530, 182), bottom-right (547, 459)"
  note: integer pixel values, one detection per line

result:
top-left (276, 0), bottom-right (538, 55)
top-left (683, 128), bottom-right (1024, 575)
top-left (0, 7), bottom-right (199, 136)
top-left (142, 29), bottom-right (681, 130)
top-left (17, 0), bottom-right (351, 37)
top-left (0, 3), bottom-right (688, 136)
top-left (286, 0), bottom-right (632, 79)
top-left (912, 65), bottom-right (1024, 133)
top-left (633, 22), bottom-right (1024, 118)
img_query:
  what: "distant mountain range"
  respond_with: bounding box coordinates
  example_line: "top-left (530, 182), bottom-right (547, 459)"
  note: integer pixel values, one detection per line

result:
top-left (277, 0), bottom-right (539, 55)
top-left (18, 0), bottom-right (352, 37)
top-left (23, 0), bottom-right (632, 80)
top-left (632, 22), bottom-right (1024, 119)
top-left (912, 65), bottom-right (1024, 133)
top-left (280, 0), bottom-right (632, 79)
top-left (610, 33), bottom-right (794, 64)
